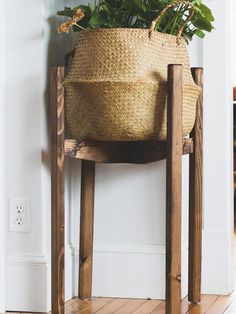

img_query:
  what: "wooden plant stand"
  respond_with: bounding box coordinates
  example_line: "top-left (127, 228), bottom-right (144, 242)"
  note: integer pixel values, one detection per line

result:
top-left (51, 65), bottom-right (203, 314)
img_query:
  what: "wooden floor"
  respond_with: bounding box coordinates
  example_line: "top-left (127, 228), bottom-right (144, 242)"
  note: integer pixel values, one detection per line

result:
top-left (58, 293), bottom-right (236, 313)
top-left (7, 293), bottom-right (236, 314)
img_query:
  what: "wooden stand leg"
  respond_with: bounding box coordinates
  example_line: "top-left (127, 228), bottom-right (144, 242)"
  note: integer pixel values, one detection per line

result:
top-left (79, 160), bottom-right (96, 299)
top-left (166, 64), bottom-right (183, 314)
top-left (51, 67), bottom-right (65, 314)
top-left (188, 68), bottom-right (203, 303)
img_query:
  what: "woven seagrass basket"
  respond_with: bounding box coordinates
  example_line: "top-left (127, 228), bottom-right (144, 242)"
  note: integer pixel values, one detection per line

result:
top-left (64, 1), bottom-right (201, 141)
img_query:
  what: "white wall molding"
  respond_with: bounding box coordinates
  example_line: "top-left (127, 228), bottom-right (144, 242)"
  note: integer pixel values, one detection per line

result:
top-left (202, 0), bottom-right (234, 295)
top-left (6, 253), bottom-right (50, 266)
top-left (6, 242), bottom-right (75, 313)
top-left (202, 230), bottom-right (234, 295)
top-left (70, 243), bottom-right (188, 300)
top-left (92, 244), bottom-right (166, 299)
top-left (6, 253), bottom-right (49, 313)
top-left (72, 244), bottom-right (166, 256)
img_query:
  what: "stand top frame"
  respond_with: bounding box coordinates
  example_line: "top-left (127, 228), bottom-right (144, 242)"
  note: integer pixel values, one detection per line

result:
top-left (64, 138), bottom-right (193, 164)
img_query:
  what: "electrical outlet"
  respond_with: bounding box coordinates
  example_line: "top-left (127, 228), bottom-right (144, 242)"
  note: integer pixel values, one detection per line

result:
top-left (9, 197), bottom-right (30, 233)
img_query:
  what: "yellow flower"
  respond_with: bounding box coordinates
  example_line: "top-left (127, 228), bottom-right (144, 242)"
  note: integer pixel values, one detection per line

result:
top-left (57, 8), bottom-right (85, 34)
top-left (74, 9), bottom-right (85, 21)
top-left (57, 22), bottom-right (70, 34)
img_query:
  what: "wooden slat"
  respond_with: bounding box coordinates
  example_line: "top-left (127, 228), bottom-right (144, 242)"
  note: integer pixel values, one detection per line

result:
top-left (152, 301), bottom-right (165, 313)
top-left (66, 297), bottom-right (90, 312)
top-left (64, 138), bottom-right (193, 164)
top-left (188, 68), bottom-right (203, 303)
top-left (113, 299), bottom-right (147, 314)
top-left (181, 297), bottom-right (195, 313)
top-left (75, 298), bottom-right (112, 314)
top-left (187, 295), bottom-right (218, 314)
top-left (166, 64), bottom-right (183, 314)
top-left (51, 66), bottom-right (65, 314)
top-left (152, 297), bottom-right (195, 314)
top-left (206, 292), bottom-right (236, 314)
top-left (79, 161), bottom-right (96, 299)
top-left (95, 298), bottom-right (129, 313)
top-left (133, 299), bottom-right (163, 313)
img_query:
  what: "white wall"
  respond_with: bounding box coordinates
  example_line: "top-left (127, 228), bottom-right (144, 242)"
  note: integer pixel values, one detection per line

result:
top-left (5, 1), bottom-right (46, 311)
top-left (0, 0), bottom-right (6, 311)
top-left (1, 0), bottom-right (233, 312)
top-left (201, 0), bottom-right (234, 295)
top-left (232, 1), bottom-right (236, 84)
top-left (4, 0), bottom-right (78, 312)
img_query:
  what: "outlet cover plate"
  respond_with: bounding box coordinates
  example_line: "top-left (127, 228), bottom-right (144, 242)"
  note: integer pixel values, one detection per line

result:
top-left (9, 197), bottom-right (30, 233)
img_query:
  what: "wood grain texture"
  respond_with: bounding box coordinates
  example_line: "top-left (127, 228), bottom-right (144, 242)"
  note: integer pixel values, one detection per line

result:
top-left (152, 302), bottom-right (166, 313)
top-left (79, 161), bottom-right (96, 299)
top-left (8, 295), bottom-right (236, 314)
top-left (51, 66), bottom-right (65, 314)
top-left (152, 297), bottom-right (195, 314)
top-left (64, 138), bottom-right (193, 164)
top-left (166, 64), bottom-right (183, 314)
top-left (95, 298), bottom-right (129, 313)
top-left (114, 299), bottom-right (147, 314)
top-left (181, 297), bottom-right (195, 313)
top-left (206, 292), bottom-right (236, 314)
top-left (75, 298), bottom-right (112, 314)
top-left (188, 68), bottom-right (203, 303)
top-left (187, 295), bottom-right (218, 314)
top-left (133, 299), bottom-right (163, 313)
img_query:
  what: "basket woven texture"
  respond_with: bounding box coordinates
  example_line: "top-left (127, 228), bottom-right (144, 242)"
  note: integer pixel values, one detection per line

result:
top-left (65, 28), bottom-right (201, 141)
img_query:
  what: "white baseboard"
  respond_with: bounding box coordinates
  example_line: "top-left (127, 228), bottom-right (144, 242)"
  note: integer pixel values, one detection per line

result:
top-left (0, 246), bottom-right (6, 313)
top-left (6, 253), bottom-right (49, 313)
top-left (93, 244), bottom-right (167, 299)
top-left (6, 243), bottom-right (75, 313)
top-left (201, 230), bottom-right (234, 295)
top-left (72, 243), bottom-right (188, 300)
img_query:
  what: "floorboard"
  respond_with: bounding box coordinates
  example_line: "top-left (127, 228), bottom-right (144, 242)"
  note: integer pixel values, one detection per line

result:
top-left (5, 293), bottom-right (232, 314)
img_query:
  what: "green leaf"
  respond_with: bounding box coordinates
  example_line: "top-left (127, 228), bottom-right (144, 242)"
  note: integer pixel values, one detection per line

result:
top-left (102, 3), bottom-right (112, 15)
top-left (104, 20), bottom-right (121, 27)
top-left (192, 16), bottom-right (214, 32)
top-left (89, 12), bottom-right (107, 28)
top-left (195, 29), bottom-right (205, 38)
top-left (122, 0), bottom-right (146, 12)
top-left (192, 0), bottom-right (202, 5)
top-left (197, 3), bottom-right (214, 22)
top-left (192, 12), bottom-right (214, 32)
top-left (57, 7), bottom-right (76, 18)
top-left (132, 0), bottom-right (146, 12)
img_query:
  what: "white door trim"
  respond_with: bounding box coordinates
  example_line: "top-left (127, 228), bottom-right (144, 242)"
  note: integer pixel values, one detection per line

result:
top-left (201, 0), bottom-right (234, 294)
top-left (0, 0), bottom-right (6, 311)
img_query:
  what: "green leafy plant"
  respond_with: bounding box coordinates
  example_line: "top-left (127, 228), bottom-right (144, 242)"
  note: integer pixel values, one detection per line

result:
top-left (57, 0), bottom-right (214, 43)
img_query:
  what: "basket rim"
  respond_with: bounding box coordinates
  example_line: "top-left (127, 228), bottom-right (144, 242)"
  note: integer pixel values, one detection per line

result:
top-left (79, 27), bottom-right (185, 41)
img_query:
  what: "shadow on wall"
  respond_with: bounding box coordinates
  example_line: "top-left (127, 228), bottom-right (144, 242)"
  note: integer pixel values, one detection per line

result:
top-left (42, 11), bottom-right (77, 165)
top-left (41, 1), bottom-right (80, 300)
top-left (41, 0), bottom-right (79, 289)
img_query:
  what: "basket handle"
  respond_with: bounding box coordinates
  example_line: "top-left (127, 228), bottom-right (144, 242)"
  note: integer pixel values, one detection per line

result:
top-left (149, 0), bottom-right (195, 45)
